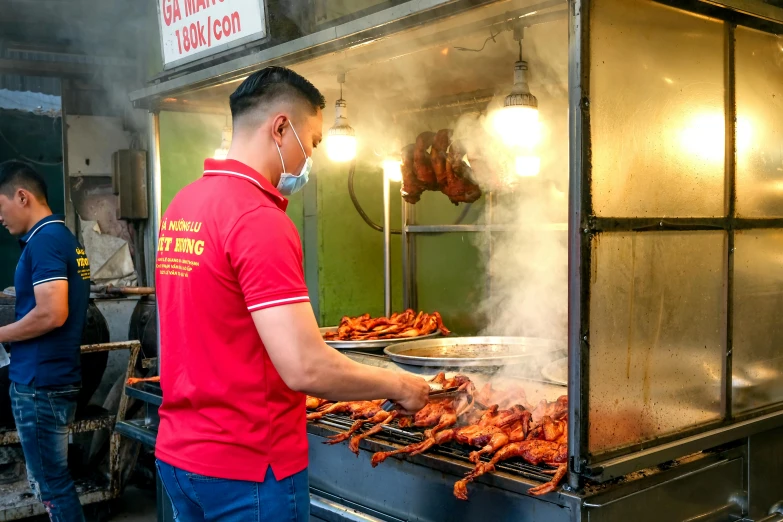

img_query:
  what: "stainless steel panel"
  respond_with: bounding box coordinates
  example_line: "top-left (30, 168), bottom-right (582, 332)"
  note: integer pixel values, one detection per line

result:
top-left (308, 432), bottom-right (575, 522)
top-left (586, 458), bottom-right (744, 522)
top-left (747, 426), bottom-right (783, 520)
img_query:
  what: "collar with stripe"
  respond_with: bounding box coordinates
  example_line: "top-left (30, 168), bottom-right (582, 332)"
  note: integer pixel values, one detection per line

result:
top-left (19, 214), bottom-right (66, 246)
top-left (202, 159), bottom-right (288, 212)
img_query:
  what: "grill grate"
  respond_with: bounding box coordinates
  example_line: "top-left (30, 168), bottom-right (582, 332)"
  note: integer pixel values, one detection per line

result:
top-left (314, 414), bottom-right (555, 484)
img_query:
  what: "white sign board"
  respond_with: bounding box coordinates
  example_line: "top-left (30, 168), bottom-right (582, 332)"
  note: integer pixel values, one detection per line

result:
top-left (157, 0), bottom-right (267, 69)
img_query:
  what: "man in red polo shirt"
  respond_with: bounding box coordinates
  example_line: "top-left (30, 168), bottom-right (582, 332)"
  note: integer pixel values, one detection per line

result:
top-left (154, 67), bottom-right (429, 521)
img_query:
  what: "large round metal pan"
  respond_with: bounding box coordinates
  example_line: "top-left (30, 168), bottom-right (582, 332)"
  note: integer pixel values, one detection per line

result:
top-left (320, 327), bottom-right (441, 351)
top-left (541, 356), bottom-right (568, 386)
top-left (384, 336), bottom-right (562, 367)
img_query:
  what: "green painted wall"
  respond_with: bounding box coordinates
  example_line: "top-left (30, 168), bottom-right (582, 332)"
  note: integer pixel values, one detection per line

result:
top-left (158, 111), bottom-right (304, 234)
top-left (314, 157), bottom-right (485, 335)
top-left (315, 160), bottom-right (403, 326)
top-left (0, 110), bottom-right (65, 288)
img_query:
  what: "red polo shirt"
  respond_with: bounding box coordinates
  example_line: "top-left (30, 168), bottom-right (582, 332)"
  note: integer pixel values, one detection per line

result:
top-left (154, 158), bottom-right (310, 482)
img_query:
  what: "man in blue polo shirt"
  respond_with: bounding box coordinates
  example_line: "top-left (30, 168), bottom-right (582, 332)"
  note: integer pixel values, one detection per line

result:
top-left (0, 160), bottom-right (89, 522)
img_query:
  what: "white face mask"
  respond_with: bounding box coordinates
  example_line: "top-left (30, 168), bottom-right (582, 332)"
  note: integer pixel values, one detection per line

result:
top-left (275, 122), bottom-right (312, 196)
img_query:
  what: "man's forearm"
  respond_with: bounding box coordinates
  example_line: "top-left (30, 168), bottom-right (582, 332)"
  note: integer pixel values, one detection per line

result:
top-left (297, 346), bottom-right (408, 401)
top-left (0, 308), bottom-right (59, 343)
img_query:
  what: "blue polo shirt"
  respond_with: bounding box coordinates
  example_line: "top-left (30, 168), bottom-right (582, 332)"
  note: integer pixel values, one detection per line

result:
top-left (11, 215), bottom-right (91, 387)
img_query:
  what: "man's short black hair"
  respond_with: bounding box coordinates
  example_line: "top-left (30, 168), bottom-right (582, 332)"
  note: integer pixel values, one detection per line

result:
top-left (229, 66), bottom-right (326, 124)
top-left (0, 160), bottom-right (48, 202)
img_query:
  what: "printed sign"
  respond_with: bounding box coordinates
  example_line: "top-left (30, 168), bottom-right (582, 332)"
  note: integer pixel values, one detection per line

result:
top-left (157, 0), bottom-right (267, 68)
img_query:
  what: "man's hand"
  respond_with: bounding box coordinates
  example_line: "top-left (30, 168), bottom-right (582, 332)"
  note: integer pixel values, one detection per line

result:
top-left (251, 302), bottom-right (429, 409)
top-left (392, 373), bottom-right (430, 415)
top-left (0, 281), bottom-right (68, 343)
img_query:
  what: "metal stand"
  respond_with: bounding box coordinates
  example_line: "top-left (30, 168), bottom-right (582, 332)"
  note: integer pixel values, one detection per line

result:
top-left (383, 171), bottom-right (392, 317)
top-left (0, 341), bottom-right (141, 521)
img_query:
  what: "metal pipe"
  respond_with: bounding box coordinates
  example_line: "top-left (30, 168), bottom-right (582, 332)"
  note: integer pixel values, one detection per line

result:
top-left (405, 223), bottom-right (568, 233)
top-left (383, 171), bottom-right (392, 317)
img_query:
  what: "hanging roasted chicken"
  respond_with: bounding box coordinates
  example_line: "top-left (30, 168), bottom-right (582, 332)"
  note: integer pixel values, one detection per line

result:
top-left (400, 129), bottom-right (482, 205)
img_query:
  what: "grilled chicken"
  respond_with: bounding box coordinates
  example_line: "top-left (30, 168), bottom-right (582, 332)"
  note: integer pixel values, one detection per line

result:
top-left (400, 144), bottom-right (424, 204)
top-left (323, 310), bottom-right (449, 341)
top-left (326, 409), bottom-right (397, 447)
top-left (531, 396), bottom-right (568, 423)
top-left (372, 404), bottom-right (529, 467)
top-left (306, 397), bottom-right (332, 410)
top-left (453, 440), bottom-right (568, 500)
top-left (306, 400), bottom-right (384, 422)
top-left (431, 129), bottom-right (452, 186)
top-left (413, 132), bottom-right (437, 189)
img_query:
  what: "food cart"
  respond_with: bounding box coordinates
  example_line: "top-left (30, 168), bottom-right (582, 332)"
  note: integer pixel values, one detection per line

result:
top-left (120, 0), bottom-right (783, 520)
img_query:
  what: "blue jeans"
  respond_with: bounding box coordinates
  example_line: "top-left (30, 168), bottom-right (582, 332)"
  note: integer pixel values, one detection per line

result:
top-left (10, 382), bottom-right (84, 522)
top-left (156, 459), bottom-right (310, 522)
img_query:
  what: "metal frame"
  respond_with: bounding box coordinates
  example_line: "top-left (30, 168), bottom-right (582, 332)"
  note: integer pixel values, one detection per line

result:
top-left (568, 0), bottom-right (783, 487)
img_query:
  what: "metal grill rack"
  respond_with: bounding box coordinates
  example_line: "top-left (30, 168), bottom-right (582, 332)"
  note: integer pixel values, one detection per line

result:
top-left (312, 413), bottom-right (555, 484)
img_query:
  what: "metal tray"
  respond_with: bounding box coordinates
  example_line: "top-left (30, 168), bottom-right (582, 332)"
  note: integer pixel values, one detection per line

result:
top-left (383, 336), bottom-right (563, 367)
top-left (320, 327), bottom-right (441, 351)
top-left (541, 356), bottom-right (568, 386)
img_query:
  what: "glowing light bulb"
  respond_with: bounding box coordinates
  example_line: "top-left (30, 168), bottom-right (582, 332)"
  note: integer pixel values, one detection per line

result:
top-left (326, 134), bottom-right (357, 162)
top-left (213, 126), bottom-right (232, 159)
top-left (382, 158), bottom-right (402, 182)
top-left (515, 155), bottom-right (540, 177)
top-left (493, 106), bottom-right (541, 148)
top-left (326, 97), bottom-right (357, 162)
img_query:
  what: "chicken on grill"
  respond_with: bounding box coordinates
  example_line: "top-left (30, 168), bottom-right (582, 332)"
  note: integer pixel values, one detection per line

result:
top-left (371, 404), bottom-right (530, 467)
top-left (306, 397), bottom-right (332, 410)
top-left (453, 439), bottom-right (568, 500)
top-left (305, 400), bottom-right (384, 422)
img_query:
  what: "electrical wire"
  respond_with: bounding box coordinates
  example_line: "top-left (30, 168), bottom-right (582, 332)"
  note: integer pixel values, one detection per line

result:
top-left (454, 29), bottom-right (502, 53)
top-left (347, 160), bottom-right (473, 234)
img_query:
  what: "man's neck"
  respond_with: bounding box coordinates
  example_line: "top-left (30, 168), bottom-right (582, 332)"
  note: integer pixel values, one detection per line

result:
top-left (226, 143), bottom-right (278, 185)
top-left (22, 207), bottom-right (54, 236)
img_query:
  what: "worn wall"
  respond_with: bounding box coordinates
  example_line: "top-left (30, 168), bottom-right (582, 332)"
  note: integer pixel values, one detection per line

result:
top-left (0, 109), bottom-right (65, 287)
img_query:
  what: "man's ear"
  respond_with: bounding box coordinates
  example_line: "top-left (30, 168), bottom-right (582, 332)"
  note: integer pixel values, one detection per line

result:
top-left (15, 188), bottom-right (30, 207)
top-left (271, 114), bottom-right (289, 147)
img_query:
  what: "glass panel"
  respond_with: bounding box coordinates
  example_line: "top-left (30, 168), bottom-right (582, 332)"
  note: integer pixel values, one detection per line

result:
top-left (590, 0), bottom-right (725, 217)
top-left (589, 232), bottom-right (725, 456)
top-left (733, 230), bottom-right (783, 412)
top-left (735, 27), bottom-right (783, 217)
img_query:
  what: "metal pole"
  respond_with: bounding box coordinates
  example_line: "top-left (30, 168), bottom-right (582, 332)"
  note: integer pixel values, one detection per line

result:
top-left (383, 171), bottom-right (392, 317)
top-left (148, 111), bottom-right (162, 376)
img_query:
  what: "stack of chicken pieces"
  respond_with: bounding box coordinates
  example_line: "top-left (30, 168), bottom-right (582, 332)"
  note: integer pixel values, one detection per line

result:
top-left (400, 130), bottom-right (482, 205)
top-left (306, 373), bottom-right (568, 499)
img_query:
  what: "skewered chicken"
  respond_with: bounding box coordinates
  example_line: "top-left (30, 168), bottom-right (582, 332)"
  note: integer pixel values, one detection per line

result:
top-left (326, 409), bottom-right (398, 447)
top-left (347, 410), bottom-right (400, 454)
top-left (323, 310), bottom-right (450, 341)
top-left (400, 144), bottom-right (424, 204)
top-left (413, 132), bottom-right (437, 189)
top-left (305, 400), bottom-right (384, 422)
top-left (371, 404), bottom-right (529, 467)
top-left (127, 376), bottom-right (160, 385)
top-left (306, 397), bottom-right (332, 410)
top-left (453, 439), bottom-right (568, 500)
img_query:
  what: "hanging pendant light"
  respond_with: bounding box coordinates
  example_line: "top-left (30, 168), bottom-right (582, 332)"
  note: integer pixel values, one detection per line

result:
top-left (493, 27), bottom-right (541, 151)
top-left (326, 73), bottom-right (357, 162)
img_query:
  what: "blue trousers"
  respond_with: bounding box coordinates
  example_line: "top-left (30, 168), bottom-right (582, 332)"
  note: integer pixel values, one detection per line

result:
top-left (156, 459), bottom-right (310, 522)
top-left (10, 382), bottom-right (85, 522)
